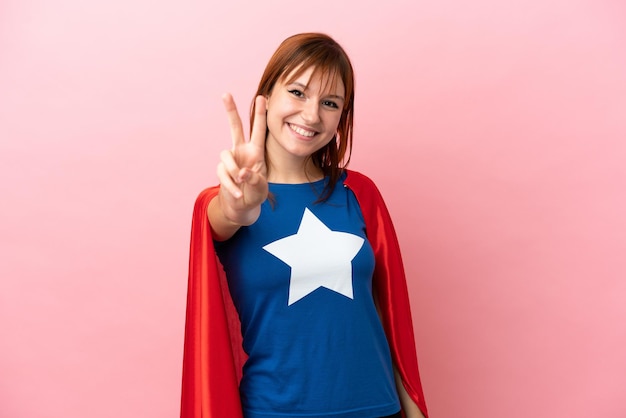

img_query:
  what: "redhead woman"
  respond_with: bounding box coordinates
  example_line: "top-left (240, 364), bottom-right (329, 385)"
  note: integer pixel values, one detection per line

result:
top-left (181, 33), bottom-right (428, 418)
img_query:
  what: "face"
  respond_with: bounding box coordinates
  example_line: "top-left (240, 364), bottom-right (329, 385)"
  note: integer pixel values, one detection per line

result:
top-left (265, 66), bottom-right (345, 170)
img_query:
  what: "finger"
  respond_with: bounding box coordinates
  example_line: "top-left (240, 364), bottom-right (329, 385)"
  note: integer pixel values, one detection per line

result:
top-left (250, 95), bottom-right (267, 148)
top-left (222, 93), bottom-right (245, 148)
top-left (217, 161), bottom-right (242, 199)
top-left (220, 149), bottom-right (243, 183)
top-left (240, 168), bottom-right (266, 188)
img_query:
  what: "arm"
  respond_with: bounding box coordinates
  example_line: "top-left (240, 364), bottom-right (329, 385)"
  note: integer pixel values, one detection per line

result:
top-left (344, 171), bottom-right (429, 417)
top-left (395, 367), bottom-right (426, 418)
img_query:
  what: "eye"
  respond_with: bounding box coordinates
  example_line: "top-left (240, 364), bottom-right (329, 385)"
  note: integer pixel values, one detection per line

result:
top-left (322, 100), bottom-right (339, 109)
top-left (288, 89), bottom-right (304, 98)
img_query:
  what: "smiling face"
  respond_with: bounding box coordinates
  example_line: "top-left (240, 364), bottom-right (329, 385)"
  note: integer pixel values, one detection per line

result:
top-left (265, 66), bottom-right (345, 179)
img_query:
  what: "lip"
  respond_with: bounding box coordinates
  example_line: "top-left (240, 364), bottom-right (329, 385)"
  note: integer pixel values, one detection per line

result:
top-left (287, 123), bottom-right (318, 140)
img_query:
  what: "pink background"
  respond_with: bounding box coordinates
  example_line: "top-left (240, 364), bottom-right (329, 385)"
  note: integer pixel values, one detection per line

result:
top-left (1, 0), bottom-right (625, 417)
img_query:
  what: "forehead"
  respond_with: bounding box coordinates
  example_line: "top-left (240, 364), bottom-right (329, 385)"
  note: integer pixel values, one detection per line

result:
top-left (282, 65), bottom-right (345, 96)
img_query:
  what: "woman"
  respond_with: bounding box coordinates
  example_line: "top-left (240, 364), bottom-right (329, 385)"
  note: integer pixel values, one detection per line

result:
top-left (181, 33), bottom-right (428, 418)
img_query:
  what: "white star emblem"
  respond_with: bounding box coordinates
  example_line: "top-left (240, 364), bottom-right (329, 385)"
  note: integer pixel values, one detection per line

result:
top-left (262, 208), bottom-right (365, 306)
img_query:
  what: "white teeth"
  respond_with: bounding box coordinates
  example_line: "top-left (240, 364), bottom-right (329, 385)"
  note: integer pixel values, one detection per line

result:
top-left (289, 124), bottom-right (315, 137)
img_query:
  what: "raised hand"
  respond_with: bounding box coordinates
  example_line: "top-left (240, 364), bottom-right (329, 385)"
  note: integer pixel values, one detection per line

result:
top-left (211, 94), bottom-right (268, 236)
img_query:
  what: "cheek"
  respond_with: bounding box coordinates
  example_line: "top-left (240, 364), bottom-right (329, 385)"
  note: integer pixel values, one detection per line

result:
top-left (267, 99), bottom-right (295, 123)
top-left (328, 113), bottom-right (342, 132)
top-left (266, 107), bottom-right (285, 131)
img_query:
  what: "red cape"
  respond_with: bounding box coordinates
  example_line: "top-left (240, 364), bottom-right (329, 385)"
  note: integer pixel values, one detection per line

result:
top-left (181, 170), bottom-right (428, 418)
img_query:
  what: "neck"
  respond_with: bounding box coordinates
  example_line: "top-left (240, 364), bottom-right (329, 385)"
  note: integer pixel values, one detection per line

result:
top-left (266, 158), bottom-right (323, 184)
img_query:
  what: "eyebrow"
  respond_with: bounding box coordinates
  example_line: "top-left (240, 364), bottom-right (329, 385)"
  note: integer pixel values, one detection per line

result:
top-left (289, 82), bottom-right (345, 102)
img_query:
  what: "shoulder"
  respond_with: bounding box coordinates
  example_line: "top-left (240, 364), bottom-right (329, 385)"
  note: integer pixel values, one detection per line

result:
top-left (343, 170), bottom-right (397, 238)
top-left (344, 169), bottom-right (382, 196)
top-left (344, 169), bottom-right (377, 188)
top-left (193, 185), bottom-right (220, 212)
top-left (197, 185), bottom-right (220, 201)
top-left (343, 169), bottom-right (391, 216)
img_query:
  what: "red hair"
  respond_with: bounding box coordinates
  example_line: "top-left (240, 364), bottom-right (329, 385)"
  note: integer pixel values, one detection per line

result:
top-left (250, 33), bottom-right (355, 201)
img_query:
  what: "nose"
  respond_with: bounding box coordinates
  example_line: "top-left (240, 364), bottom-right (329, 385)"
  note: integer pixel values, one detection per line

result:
top-left (300, 99), bottom-right (321, 124)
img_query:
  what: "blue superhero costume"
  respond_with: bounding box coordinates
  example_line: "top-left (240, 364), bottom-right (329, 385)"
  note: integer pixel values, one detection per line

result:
top-left (181, 170), bottom-right (428, 418)
top-left (215, 175), bottom-right (400, 417)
